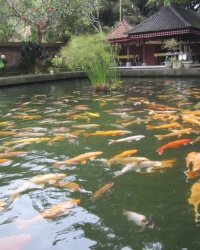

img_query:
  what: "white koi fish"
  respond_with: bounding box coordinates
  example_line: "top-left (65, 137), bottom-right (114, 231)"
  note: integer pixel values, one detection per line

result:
top-left (8, 173), bottom-right (66, 200)
top-left (108, 135), bottom-right (145, 144)
top-left (114, 161), bottom-right (162, 177)
top-left (123, 209), bottom-right (154, 232)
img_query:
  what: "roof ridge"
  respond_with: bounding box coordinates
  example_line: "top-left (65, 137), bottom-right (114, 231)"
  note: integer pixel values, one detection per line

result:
top-left (169, 5), bottom-right (191, 27)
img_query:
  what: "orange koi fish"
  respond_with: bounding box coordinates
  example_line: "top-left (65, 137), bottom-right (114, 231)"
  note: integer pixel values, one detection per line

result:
top-left (184, 169), bottom-right (200, 179)
top-left (0, 151), bottom-right (27, 158)
top-left (156, 139), bottom-right (191, 155)
top-left (54, 151), bottom-right (103, 167)
top-left (84, 130), bottom-right (131, 137)
top-left (17, 199), bottom-right (80, 229)
top-left (90, 182), bottom-right (114, 202)
top-left (53, 182), bottom-right (83, 192)
top-left (0, 159), bottom-right (11, 164)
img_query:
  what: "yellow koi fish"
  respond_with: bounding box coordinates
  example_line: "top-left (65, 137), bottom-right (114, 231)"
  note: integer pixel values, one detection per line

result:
top-left (17, 199), bottom-right (81, 229)
top-left (155, 128), bottom-right (192, 140)
top-left (12, 115), bottom-right (42, 119)
top-left (146, 122), bottom-right (182, 130)
top-left (54, 151), bottom-right (103, 167)
top-left (4, 137), bottom-right (51, 146)
top-left (48, 135), bottom-right (66, 146)
top-left (110, 149), bottom-right (138, 159)
top-left (0, 201), bottom-right (7, 211)
top-left (0, 131), bottom-right (17, 136)
top-left (84, 130), bottom-right (131, 137)
top-left (188, 180), bottom-right (200, 222)
top-left (90, 182), bottom-right (114, 202)
top-left (85, 112), bottom-right (100, 117)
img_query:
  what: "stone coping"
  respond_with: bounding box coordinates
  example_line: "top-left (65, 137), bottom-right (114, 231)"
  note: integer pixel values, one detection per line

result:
top-left (0, 67), bottom-right (200, 87)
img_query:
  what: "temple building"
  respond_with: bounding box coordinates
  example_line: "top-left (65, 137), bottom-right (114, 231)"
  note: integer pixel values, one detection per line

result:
top-left (107, 4), bottom-right (200, 66)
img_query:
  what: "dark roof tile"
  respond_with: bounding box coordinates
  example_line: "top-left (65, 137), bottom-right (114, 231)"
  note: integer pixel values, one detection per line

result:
top-left (127, 5), bottom-right (200, 35)
top-left (106, 18), bottom-right (134, 40)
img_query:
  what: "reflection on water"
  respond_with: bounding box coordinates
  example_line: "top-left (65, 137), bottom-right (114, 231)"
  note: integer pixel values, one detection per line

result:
top-left (0, 78), bottom-right (200, 249)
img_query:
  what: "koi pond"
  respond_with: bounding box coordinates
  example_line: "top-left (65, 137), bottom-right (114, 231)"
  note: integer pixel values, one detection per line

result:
top-left (0, 77), bottom-right (200, 249)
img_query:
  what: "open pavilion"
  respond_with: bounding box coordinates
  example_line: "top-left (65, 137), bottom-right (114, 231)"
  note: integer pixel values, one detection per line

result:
top-left (107, 4), bottom-right (200, 66)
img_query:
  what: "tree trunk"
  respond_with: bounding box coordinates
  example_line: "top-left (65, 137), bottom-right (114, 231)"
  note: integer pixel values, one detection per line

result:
top-left (37, 30), bottom-right (43, 45)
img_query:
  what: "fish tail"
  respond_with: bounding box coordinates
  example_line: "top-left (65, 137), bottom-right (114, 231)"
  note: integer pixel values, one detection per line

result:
top-left (113, 171), bottom-right (123, 177)
top-left (122, 209), bottom-right (128, 216)
top-left (47, 141), bottom-right (53, 146)
top-left (154, 135), bottom-right (163, 140)
top-left (185, 170), bottom-right (200, 179)
top-left (146, 125), bottom-right (153, 130)
top-left (156, 148), bottom-right (163, 155)
top-left (54, 161), bottom-right (62, 167)
top-left (108, 140), bottom-right (115, 145)
top-left (84, 133), bottom-right (90, 137)
top-left (17, 218), bottom-right (31, 229)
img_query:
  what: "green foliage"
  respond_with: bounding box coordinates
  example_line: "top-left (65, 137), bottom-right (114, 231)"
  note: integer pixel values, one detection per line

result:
top-left (20, 41), bottom-right (49, 73)
top-left (60, 33), bottom-right (121, 91)
top-left (51, 55), bottom-right (62, 68)
top-left (162, 38), bottom-right (179, 53)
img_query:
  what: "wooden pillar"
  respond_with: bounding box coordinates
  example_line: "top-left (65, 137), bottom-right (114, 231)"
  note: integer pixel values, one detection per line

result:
top-left (127, 45), bottom-right (130, 61)
top-left (142, 39), bottom-right (147, 66)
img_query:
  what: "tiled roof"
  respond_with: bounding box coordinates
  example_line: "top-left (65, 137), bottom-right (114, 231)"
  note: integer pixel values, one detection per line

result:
top-left (106, 18), bottom-right (134, 40)
top-left (127, 5), bottom-right (200, 35)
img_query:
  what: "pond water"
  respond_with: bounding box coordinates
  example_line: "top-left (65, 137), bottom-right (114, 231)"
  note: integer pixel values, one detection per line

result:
top-left (0, 77), bottom-right (200, 249)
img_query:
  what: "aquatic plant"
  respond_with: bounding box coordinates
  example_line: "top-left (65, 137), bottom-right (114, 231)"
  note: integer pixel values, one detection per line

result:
top-left (60, 33), bottom-right (122, 92)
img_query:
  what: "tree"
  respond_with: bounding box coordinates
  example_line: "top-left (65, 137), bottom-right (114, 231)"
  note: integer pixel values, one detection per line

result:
top-left (147, 0), bottom-right (200, 10)
top-left (1, 0), bottom-right (104, 44)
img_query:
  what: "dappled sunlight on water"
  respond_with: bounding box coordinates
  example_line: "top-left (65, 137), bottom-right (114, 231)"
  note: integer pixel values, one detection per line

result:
top-left (0, 78), bottom-right (200, 249)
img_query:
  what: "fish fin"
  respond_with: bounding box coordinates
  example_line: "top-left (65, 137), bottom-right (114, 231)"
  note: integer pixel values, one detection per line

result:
top-left (81, 160), bottom-right (87, 164)
top-left (54, 161), bottom-right (63, 167)
top-left (84, 133), bottom-right (90, 137)
top-left (154, 135), bottom-right (163, 140)
top-left (48, 180), bottom-right (56, 185)
top-left (38, 184), bottom-right (45, 188)
top-left (138, 226), bottom-right (145, 232)
top-left (108, 140), bottom-right (115, 145)
top-left (156, 148), bottom-right (163, 155)
top-left (184, 170), bottom-right (200, 179)
top-left (146, 125), bottom-right (153, 130)
top-left (89, 157), bottom-right (96, 161)
top-left (10, 192), bottom-right (20, 201)
top-left (113, 171), bottom-right (123, 177)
